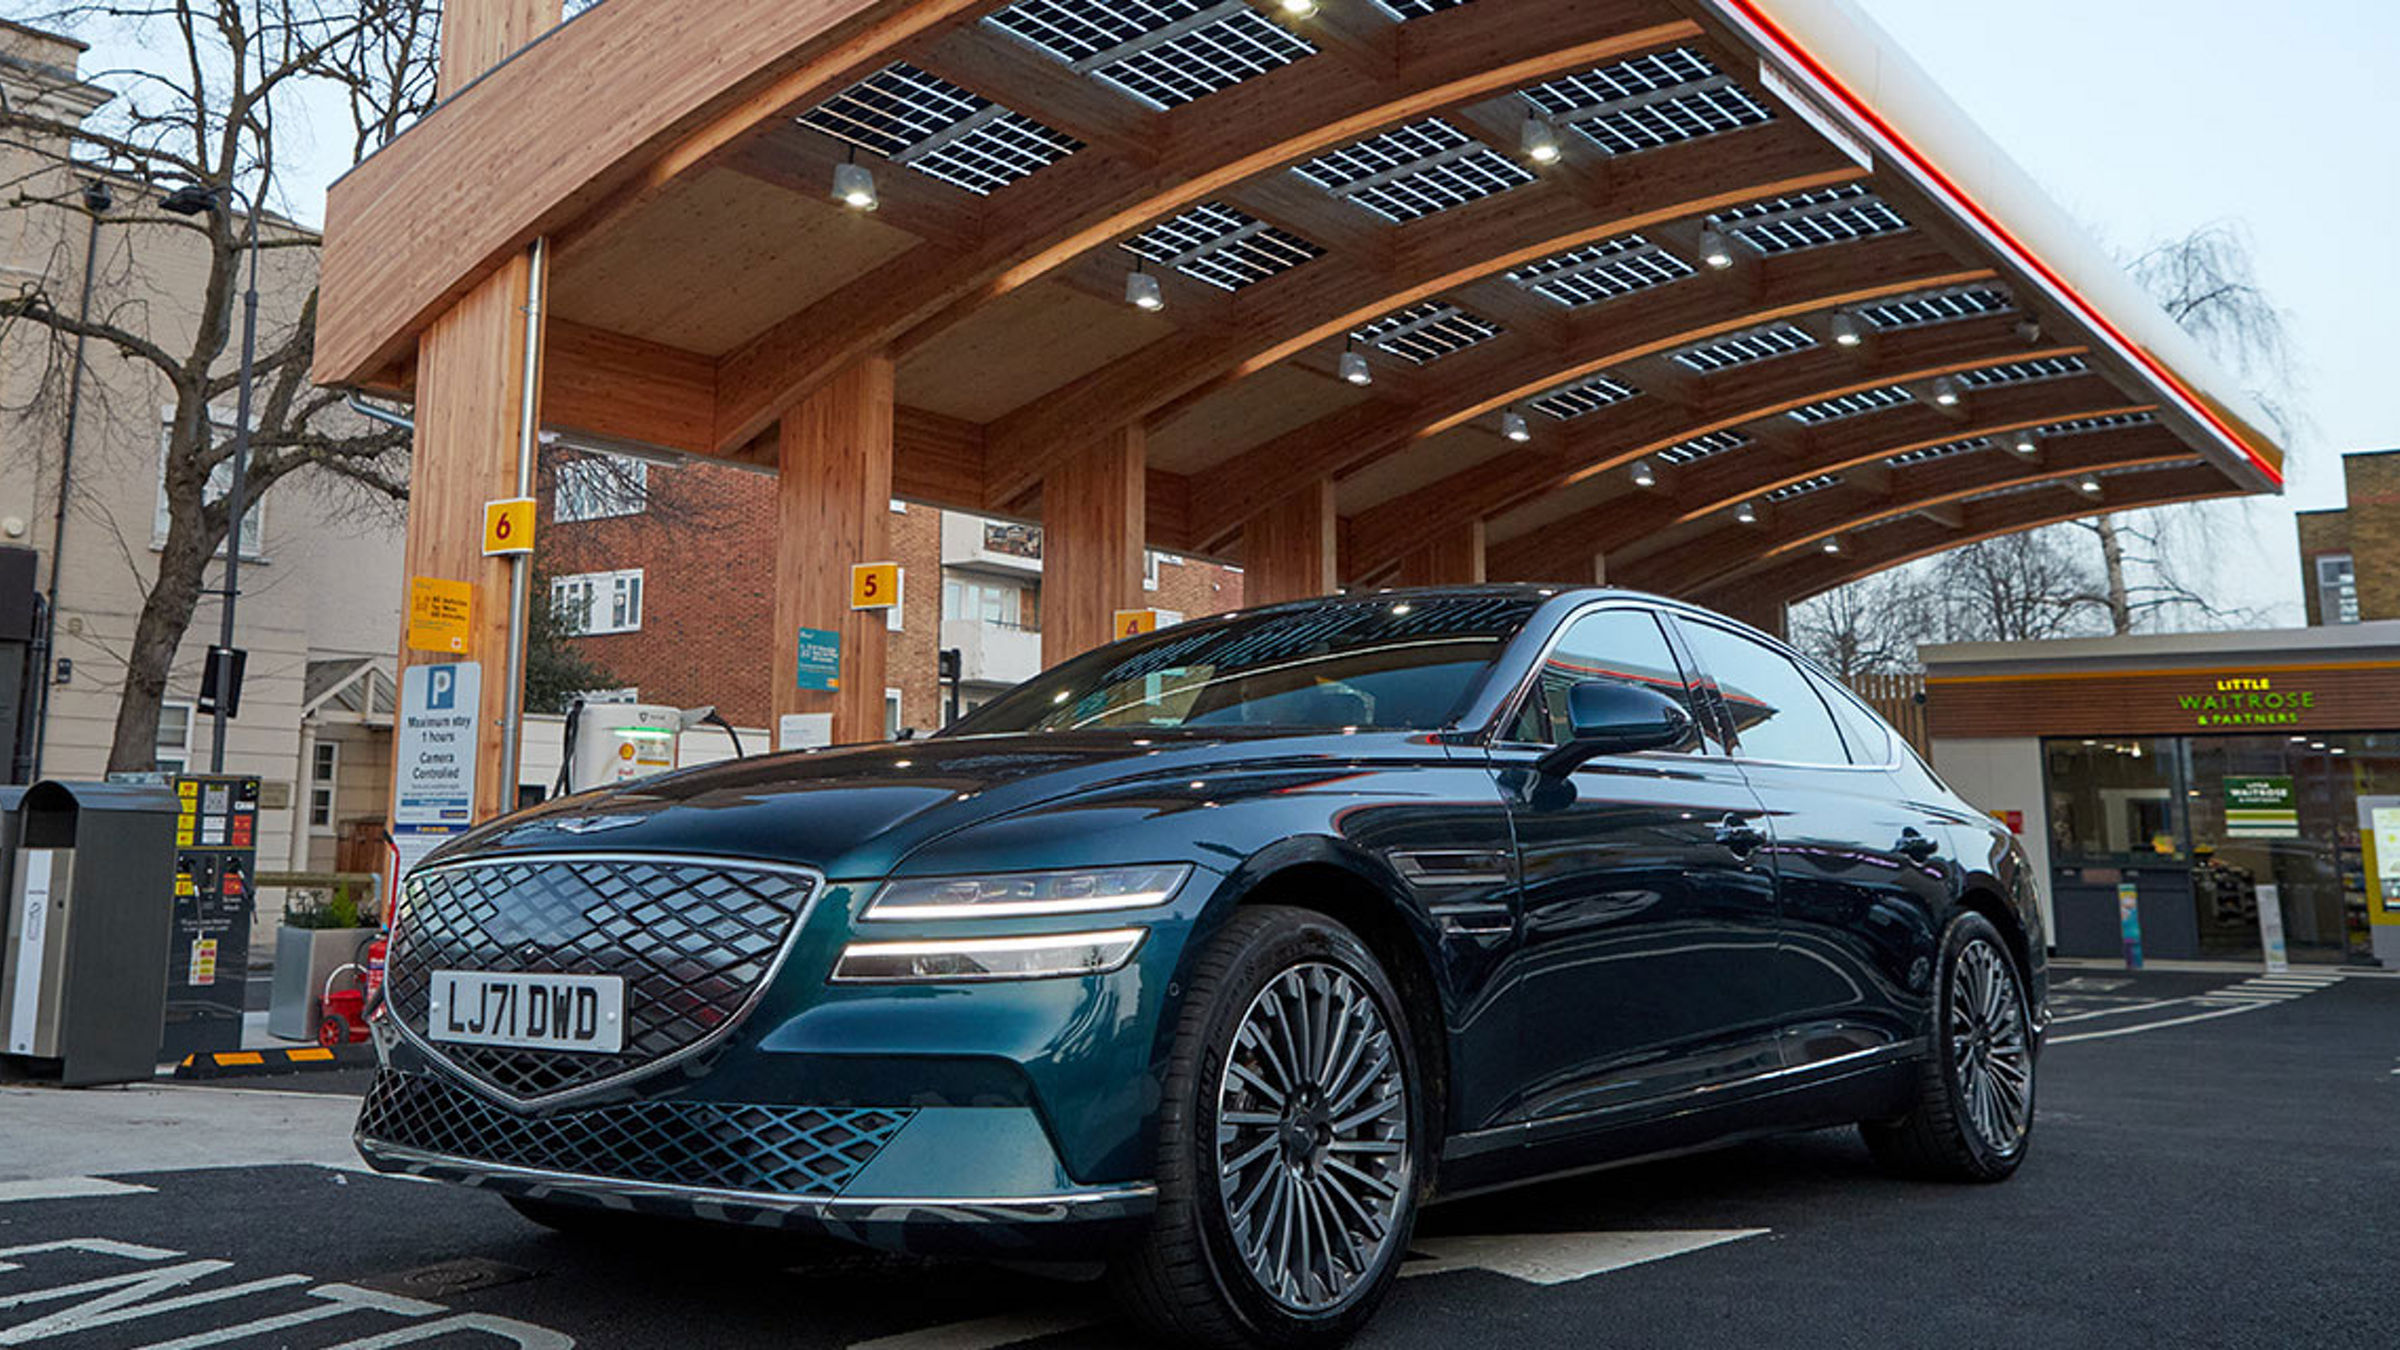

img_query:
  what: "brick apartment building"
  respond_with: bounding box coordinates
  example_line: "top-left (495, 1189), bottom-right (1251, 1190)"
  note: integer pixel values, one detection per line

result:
top-left (538, 454), bottom-right (1244, 734)
top-left (2295, 448), bottom-right (2400, 626)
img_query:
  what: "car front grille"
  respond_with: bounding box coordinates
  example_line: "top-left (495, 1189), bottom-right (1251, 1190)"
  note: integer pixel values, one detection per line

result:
top-left (387, 854), bottom-right (820, 1101)
top-left (359, 1071), bottom-right (912, 1198)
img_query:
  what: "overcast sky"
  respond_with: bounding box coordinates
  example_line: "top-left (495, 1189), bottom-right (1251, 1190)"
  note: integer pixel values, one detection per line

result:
top-left (56, 1), bottom-right (2395, 620)
top-left (1851, 0), bottom-right (2400, 620)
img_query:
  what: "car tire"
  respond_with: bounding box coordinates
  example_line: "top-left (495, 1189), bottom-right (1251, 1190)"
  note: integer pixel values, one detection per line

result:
top-left (1862, 911), bottom-right (2036, 1182)
top-left (1111, 905), bottom-right (1424, 1349)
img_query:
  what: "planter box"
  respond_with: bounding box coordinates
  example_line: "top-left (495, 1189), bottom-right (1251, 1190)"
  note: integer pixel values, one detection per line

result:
top-left (267, 925), bottom-right (377, 1042)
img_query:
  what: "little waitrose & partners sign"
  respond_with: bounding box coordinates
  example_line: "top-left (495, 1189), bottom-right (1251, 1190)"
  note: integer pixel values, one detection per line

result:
top-left (2178, 674), bottom-right (2315, 728)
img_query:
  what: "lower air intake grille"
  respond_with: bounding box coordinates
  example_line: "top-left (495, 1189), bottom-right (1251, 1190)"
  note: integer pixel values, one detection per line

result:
top-left (359, 1071), bottom-right (912, 1198)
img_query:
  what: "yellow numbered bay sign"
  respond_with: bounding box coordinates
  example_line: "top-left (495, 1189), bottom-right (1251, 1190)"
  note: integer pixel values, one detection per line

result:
top-left (483, 498), bottom-right (537, 556)
top-left (406, 576), bottom-right (474, 654)
top-left (1115, 609), bottom-right (1165, 639)
top-left (851, 562), bottom-right (902, 610)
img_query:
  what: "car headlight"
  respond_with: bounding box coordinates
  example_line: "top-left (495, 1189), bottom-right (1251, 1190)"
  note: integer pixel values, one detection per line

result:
top-left (863, 865), bottom-right (1191, 921)
top-left (832, 930), bottom-right (1148, 983)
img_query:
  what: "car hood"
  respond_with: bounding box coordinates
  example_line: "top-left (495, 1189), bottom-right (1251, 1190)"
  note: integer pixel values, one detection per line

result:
top-left (434, 728), bottom-right (1431, 877)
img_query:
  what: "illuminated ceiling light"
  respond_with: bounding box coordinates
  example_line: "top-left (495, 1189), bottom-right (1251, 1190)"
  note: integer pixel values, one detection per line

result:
top-left (1931, 376), bottom-right (1962, 407)
top-left (831, 153), bottom-right (878, 211)
top-left (1339, 339), bottom-right (1372, 386)
top-left (1829, 312), bottom-right (1863, 348)
top-left (1126, 261), bottom-right (1165, 312)
top-left (1278, 0), bottom-right (1318, 15)
top-left (2015, 315), bottom-right (2043, 344)
top-left (1821, 536), bottom-right (1843, 555)
top-left (2010, 428), bottom-right (2041, 456)
top-left (1697, 228), bottom-right (1736, 270)
top-left (1630, 458), bottom-right (1657, 489)
top-left (2077, 475), bottom-right (2103, 496)
top-left (1521, 116), bottom-right (1563, 165)
top-left (1502, 409), bottom-right (1531, 443)
top-left (1735, 500), bottom-right (1759, 525)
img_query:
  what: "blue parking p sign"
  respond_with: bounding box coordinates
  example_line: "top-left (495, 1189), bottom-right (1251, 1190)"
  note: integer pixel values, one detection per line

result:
top-left (796, 627), bottom-right (843, 693)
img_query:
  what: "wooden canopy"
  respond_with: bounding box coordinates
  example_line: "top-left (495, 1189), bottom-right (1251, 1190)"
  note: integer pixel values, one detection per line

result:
top-left (320, 0), bottom-right (2284, 768)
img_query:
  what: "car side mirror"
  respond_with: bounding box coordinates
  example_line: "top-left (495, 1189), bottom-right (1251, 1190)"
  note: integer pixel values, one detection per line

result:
top-left (1534, 681), bottom-right (1697, 778)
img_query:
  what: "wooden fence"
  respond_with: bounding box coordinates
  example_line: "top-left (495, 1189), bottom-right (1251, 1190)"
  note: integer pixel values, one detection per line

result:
top-left (1845, 669), bottom-right (1930, 758)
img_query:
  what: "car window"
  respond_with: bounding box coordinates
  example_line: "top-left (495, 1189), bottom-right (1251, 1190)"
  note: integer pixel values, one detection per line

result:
top-left (1677, 621), bottom-right (1851, 765)
top-left (1507, 608), bottom-right (1698, 750)
top-left (1811, 672), bottom-right (1894, 765)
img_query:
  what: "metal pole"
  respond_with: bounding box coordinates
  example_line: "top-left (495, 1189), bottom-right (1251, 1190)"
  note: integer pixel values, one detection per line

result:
top-left (24, 190), bottom-right (107, 782)
top-left (497, 238), bottom-right (547, 814)
top-left (209, 198), bottom-right (261, 773)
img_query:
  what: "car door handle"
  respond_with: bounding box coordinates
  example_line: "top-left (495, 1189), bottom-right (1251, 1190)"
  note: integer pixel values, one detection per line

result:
top-left (1714, 817), bottom-right (1767, 858)
top-left (1897, 829), bottom-right (1941, 861)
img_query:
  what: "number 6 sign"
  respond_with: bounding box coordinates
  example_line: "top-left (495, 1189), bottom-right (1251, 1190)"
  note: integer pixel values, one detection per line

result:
top-left (850, 562), bottom-right (902, 610)
top-left (482, 498), bottom-right (536, 556)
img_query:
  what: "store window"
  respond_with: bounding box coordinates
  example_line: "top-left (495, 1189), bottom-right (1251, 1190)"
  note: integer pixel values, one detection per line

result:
top-left (551, 569), bottom-right (644, 635)
top-left (2046, 738), bottom-right (2183, 861)
top-left (309, 740), bottom-right (339, 833)
top-left (2315, 554), bottom-right (2359, 625)
top-left (155, 701), bottom-right (193, 776)
top-left (554, 456), bottom-right (649, 522)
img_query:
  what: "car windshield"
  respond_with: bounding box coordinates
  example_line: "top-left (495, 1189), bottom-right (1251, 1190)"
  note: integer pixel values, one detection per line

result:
top-left (950, 594), bottom-right (1540, 734)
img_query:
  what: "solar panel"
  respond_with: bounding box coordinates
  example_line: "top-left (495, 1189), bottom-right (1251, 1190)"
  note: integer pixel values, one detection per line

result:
top-left (1293, 119), bottom-right (1533, 222)
top-left (1671, 323), bottom-right (1817, 374)
top-left (1520, 48), bottom-right (1774, 157)
top-left (1856, 287), bottom-right (2013, 330)
top-left (986, 0), bottom-right (1316, 110)
top-left (1885, 437), bottom-right (1992, 467)
top-left (1505, 235), bottom-right (1695, 308)
top-left (2039, 412), bottom-right (2157, 436)
top-left (1123, 203), bottom-right (1324, 290)
top-left (1350, 301), bottom-right (1501, 364)
top-left (1529, 374), bottom-right (1642, 421)
top-left (1710, 184), bottom-right (1909, 255)
top-left (1655, 430), bottom-right (1750, 465)
top-left (1765, 473), bottom-right (1841, 502)
top-left (1374, 0), bottom-right (1473, 17)
top-left (799, 63), bottom-right (1081, 195)
top-left (1957, 356), bottom-right (2090, 388)
top-left (1787, 386), bottom-right (1913, 424)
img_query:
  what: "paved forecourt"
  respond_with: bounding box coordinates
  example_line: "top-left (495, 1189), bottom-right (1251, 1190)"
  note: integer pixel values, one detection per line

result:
top-left (2, 968), bottom-right (2393, 1350)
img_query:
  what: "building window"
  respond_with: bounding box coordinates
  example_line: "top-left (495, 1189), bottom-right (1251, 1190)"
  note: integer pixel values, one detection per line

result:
top-left (153, 421), bottom-right (264, 559)
top-left (309, 740), bottom-right (339, 833)
top-left (553, 456), bottom-right (649, 522)
top-left (885, 688), bottom-right (904, 740)
top-left (156, 701), bottom-right (193, 776)
top-left (944, 578), bottom-right (1026, 628)
top-left (551, 569), bottom-right (644, 635)
top-left (2316, 553), bottom-right (2359, 625)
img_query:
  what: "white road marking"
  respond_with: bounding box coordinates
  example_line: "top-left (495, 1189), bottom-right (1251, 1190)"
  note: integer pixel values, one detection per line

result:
top-left (2049, 998), bottom-right (2192, 1025)
top-left (847, 1311), bottom-right (1100, 1350)
top-left (2049, 1001), bottom-right (2276, 1045)
top-left (0, 1180), bottom-right (154, 1205)
top-left (1402, 1228), bottom-right (1768, 1286)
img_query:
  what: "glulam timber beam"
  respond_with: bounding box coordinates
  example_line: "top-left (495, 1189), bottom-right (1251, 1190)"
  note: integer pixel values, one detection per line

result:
top-left (1704, 461), bottom-right (2239, 608)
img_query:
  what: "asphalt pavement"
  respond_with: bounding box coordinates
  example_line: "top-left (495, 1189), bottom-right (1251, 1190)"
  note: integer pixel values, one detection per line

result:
top-left (3, 963), bottom-right (2394, 1349)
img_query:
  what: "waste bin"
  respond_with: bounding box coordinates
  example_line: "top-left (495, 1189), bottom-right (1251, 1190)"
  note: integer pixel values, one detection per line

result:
top-left (0, 780), bottom-right (178, 1086)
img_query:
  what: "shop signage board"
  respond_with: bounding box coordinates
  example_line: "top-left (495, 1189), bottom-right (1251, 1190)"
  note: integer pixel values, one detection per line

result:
top-left (405, 576), bottom-right (474, 654)
top-left (796, 627), bottom-right (843, 692)
top-left (2253, 882), bottom-right (2288, 973)
top-left (2116, 880), bottom-right (2143, 970)
top-left (2175, 674), bottom-right (2317, 729)
top-left (2224, 776), bottom-right (2299, 839)
top-left (2363, 797), bottom-right (2400, 917)
top-left (1925, 661), bottom-right (2400, 740)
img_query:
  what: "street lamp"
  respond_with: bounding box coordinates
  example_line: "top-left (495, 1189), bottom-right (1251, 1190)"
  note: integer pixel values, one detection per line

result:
top-left (160, 180), bottom-right (261, 774)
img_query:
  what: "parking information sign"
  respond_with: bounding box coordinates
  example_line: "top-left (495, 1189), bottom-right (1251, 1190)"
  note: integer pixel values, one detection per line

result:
top-left (796, 627), bottom-right (843, 692)
top-left (397, 662), bottom-right (481, 829)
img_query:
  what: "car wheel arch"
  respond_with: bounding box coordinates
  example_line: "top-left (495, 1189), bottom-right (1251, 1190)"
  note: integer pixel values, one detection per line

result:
top-left (1953, 884), bottom-right (2034, 993)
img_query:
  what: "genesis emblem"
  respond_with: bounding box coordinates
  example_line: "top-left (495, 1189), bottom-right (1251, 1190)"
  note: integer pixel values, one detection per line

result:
top-left (553, 814), bottom-right (643, 836)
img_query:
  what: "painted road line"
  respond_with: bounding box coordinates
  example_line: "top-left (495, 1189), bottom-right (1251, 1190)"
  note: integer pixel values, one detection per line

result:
top-left (2048, 998), bottom-right (2194, 1025)
top-left (0, 1179), bottom-right (155, 1204)
top-left (848, 1310), bottom-right (1100, 1350)
top-left (1403, 1229), bottom-right (1769, 1286)
top-left (2049, 1001), bottom-right (2276, 1045)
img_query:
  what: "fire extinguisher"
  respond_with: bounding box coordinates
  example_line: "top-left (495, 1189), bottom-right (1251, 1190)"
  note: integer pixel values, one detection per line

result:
top-left (366, 934), bottom-right (388, 998)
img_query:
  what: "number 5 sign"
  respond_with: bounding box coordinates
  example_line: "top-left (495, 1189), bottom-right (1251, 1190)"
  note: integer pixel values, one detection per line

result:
top-left (850, 562), bottom-right (902, 610)
top-left (483, 498), bottom-right (536, 556)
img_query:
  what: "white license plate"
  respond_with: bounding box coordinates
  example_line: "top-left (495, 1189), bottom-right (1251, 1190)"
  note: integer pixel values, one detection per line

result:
top-left (428, 970), bottom-right (625, 1054)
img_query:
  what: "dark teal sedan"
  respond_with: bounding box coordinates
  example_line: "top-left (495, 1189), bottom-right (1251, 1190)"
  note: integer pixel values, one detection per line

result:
top-left (357, 587), bottom-right (2044, 1348)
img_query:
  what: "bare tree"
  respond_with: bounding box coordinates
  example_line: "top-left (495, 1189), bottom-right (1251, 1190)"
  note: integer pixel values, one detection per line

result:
top-left (0, 1), bottom-right (442, 771)
top-left (1935, 531), bottom-right (2106, 643)
top-left (1790, 568), bottom-right (1939, 676)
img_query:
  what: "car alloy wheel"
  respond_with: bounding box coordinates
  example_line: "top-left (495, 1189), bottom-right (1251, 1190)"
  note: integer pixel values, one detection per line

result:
top-left (1214, 961), bottom-right (1412, 1314)
top-left (1947, 937), bottom-right (2032, 1155)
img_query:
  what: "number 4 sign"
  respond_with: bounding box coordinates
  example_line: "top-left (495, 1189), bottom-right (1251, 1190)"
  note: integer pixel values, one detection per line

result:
top-left (851, 562), bottom-right (902, 610)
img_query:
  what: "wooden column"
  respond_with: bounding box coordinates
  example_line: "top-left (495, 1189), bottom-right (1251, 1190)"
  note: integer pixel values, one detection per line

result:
top-left (391, 0), bottom-right (559, 823)
top-left (1591, 553), bottom-right (1609, 587)
top-left (773, 355), bottom-right (895, 744)
top-left (1241, 480), bottom-right (1338, 607)
top-left (1392, 521), bottom-right (1486, 588)
top-left (1042, 426), bottom-right (1146, 666)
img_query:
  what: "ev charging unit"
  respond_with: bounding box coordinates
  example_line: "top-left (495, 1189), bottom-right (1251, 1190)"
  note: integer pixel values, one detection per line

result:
top-left (567, 703), bottom-right (684, 792)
